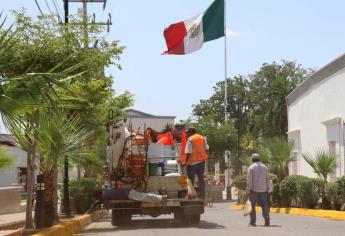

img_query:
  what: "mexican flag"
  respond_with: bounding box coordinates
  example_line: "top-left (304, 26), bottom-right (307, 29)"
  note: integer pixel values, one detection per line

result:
top-left (163, 0), bottom-right (225, 55)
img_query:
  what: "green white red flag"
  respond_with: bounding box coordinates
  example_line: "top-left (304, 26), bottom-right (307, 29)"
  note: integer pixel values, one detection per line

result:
top-left (163, 0), bottom-right (225, 55)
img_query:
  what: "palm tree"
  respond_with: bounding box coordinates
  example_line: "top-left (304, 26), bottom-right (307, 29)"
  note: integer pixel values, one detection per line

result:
top-left (0, 20), bottom-right (78, 228)
top-left (36, 110), bottom-right (93, 226)
top-left (302, 150), bottom-right (339, 209)
top-left (302, 150), bottom-right (339, 183)
top-left (266, 138), bottom-right (295, 182)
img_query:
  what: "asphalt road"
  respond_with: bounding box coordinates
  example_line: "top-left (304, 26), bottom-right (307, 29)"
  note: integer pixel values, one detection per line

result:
top-left (76, 202), bottom-right (344, 236)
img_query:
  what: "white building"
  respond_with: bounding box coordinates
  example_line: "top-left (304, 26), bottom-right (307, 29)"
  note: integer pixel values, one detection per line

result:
top-left (286, 53), bottom-right (345, 180)
top-left (125, 109), bottom-right (175, 132)
top-left (0, 134), bottom-right (27, 189)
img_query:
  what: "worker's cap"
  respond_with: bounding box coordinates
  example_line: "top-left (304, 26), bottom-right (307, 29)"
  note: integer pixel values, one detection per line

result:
top-left (251, 153), bottom-right (260, 160)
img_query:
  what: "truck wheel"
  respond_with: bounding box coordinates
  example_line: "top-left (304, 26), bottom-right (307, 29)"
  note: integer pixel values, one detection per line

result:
top-left (188, 214), bottom-right (201, 226)
top-left (111, 210), bottom-right (120, 226)
top-left (174, 210), bottom-right (186, 225)
top-left (119, 211), bottom-right (131, 226)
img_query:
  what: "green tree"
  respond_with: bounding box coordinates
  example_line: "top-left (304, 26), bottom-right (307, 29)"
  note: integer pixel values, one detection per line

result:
top-left (0, 146), bottom-right (14, 169)
top-left (266, 138), bottom-right (295, 182)
top-left (0, 10), bottom-right (132, 228)
top-left (302, 150), bottom-right (339, 183)
top-left (248, 61), bottom-right (311, 138)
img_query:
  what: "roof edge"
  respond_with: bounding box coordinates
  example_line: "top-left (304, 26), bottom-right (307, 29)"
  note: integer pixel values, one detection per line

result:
top-left (286, 53), bottom-right (345, 106)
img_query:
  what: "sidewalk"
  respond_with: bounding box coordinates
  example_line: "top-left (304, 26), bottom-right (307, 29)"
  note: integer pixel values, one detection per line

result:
top-left (0, 212), bottom-right (26, 230)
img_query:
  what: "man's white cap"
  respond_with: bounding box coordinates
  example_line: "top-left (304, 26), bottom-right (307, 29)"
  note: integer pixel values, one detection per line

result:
top-left (251, 153), bottom-right (260, 160)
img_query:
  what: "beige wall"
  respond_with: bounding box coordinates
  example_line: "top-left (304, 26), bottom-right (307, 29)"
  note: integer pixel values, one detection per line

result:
top-left (0, 187), bottom-right (22, 214)
top-left (126, 117), bottom-right (175, 132)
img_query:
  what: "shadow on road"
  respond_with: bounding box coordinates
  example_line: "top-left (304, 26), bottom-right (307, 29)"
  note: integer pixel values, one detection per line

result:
top-left (79, 215), bottom-right (225, 233)
top-left (255, 225), bottom-right (281, 228)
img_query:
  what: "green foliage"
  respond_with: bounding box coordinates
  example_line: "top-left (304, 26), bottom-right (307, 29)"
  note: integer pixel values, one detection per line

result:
top-left (233, 175), bottom-right (247, 190)
top-left (335, 176), bottom-right (345, 205)
top-left (238, 189), bottom-right (247, 204)
top-left (271, 183), bottom-right (281, 207)
top-left (191, 61), bottom-right (311, 165)
top-left (270, 173), bottom-right (278, 184)
top-left (296, 176), bottom-right (319, 208)
top-left (69, 178), bottom-right (96, 214)
top-left (280, 176), bottom-right (298, 200)
top-left (325, 182), bottom-right (338, 209)
top-left (0, 146), bottom-right (14, 170)
top-left (302, 150), bottom-right (339, 182)
top-left (265, 138), bottom-right (295, 181)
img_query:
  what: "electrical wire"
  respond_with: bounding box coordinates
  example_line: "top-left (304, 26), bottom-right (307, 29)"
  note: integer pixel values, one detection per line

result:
top-left (34, 0), bottom-right (45, 16)
top-left (51, 0), bottom-right (64, 23)
top-left (44, 0), bottom-right (53, 15)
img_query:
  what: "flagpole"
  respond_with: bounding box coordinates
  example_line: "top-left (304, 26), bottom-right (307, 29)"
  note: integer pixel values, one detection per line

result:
top-left (224, 0), bottom-right (228, 122)
top-left (223, 0), bottom-right (231, 201)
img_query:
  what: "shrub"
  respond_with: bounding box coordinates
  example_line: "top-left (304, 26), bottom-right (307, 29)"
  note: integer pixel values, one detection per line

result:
top-left (296, 176), bottom-right (319, 208)
top-left (325, 182), bottom-right (338, 209)
top-left (270, 183), bottom-right (281, 207)
top-left (69, 178), bottom-right (97, 214)
top-left (270, 173), bottom-right (278, 185)
top-left (280, 176), bottom-right (298, 200)
top-left (336, 176), bottom-right (345, 205)
top-left (238, 189), bottom-right (247, 204)
top-left (233, 175), bottom-right (247, 190)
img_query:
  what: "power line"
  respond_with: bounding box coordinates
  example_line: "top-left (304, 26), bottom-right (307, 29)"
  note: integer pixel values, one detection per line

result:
top-left (53, 0), bottom-right (62, 22)
top-left (44, 0), bottom-right (53, 15)
top-left (34, 0), bottom-right (45, 16)
top-left (52, 0), bottom-right (64, 22)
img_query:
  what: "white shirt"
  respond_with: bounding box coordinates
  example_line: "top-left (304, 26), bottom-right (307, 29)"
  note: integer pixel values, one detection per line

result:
top-left (246, 162), bottom-right (269, 193)
top-left (185, 135), bottom-right (209, 165)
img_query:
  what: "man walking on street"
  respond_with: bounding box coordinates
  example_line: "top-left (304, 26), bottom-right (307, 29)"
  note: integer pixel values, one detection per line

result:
top-left (184, 127), bottom-right (209, 201)
top-left (246, 153), bottom-right (270, 227)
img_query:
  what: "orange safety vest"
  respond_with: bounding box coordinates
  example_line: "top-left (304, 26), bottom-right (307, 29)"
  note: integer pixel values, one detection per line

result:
top-left (187, 134), bottom-right (208, 165)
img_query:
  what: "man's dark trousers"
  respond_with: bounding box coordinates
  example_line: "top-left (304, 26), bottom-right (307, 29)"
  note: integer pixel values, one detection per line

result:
top-left (249, 191), bottom-right (270, 224)
top-left (187, 161), bottom-right (205, 199)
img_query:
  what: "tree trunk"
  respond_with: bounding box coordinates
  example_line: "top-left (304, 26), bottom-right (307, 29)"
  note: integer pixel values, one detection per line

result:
top-left (24, 143), bottom-right (34, 229)
top-left (43, 169), bottom-right (55, 227)
top-left (52, 159), bottom-right (59, 222)
top-left (77, 154), bottom-right (81, 181)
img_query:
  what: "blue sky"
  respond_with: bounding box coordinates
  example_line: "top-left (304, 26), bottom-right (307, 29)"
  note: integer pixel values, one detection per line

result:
top-left (1, 0), bottom-right (345, 129)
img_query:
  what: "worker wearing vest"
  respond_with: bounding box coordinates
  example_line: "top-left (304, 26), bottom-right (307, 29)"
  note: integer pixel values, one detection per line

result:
top-left (184, 127), bottom-right (209, 200)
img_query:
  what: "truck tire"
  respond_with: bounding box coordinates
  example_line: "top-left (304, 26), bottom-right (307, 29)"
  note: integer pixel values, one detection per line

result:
top-left (174, 210), bottom-right (186, 225)
top-left (119, 211), bottom-right (131, 226)
top-left (188, 214), bottom-right (201, 226)
top-left (111, 210), bottom-right (120, 226)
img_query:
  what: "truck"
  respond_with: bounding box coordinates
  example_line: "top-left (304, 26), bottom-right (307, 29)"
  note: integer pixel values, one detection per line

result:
top-left (104, 119), bottom-right (204, 226)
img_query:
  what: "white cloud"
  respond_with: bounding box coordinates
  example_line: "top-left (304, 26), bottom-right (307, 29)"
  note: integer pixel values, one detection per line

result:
top-left (226, 28), bottom-right (240, 37)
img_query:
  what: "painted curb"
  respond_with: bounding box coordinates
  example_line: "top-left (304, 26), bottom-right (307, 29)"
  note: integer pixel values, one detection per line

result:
top-left (32, 210), bottom-right (108, 236)
top-left (230, 204), bottom-right (345, 221)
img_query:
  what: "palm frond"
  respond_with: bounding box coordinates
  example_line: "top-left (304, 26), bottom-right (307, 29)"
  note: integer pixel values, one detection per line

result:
top-left (302, 149), bottom-right (339, 182)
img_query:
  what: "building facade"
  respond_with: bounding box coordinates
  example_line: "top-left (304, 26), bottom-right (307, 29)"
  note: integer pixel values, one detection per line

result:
top-left (0, 134), bottom-right (27, 189)
top-left (125, 109), bottom-right (175, 132)
top-left (286, 53), bottom-right (345, 180)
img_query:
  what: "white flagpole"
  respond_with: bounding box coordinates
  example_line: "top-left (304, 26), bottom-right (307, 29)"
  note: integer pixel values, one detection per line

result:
top-left (224, 0), bottom-right (228, 122)
top-left (223, 0), bottom-right (231, 200)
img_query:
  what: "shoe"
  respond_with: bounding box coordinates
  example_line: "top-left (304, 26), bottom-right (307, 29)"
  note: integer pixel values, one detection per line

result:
top-left (248, 222), bottom-right (256, 227)
top-left (264, 217), bottom-right (270, 227)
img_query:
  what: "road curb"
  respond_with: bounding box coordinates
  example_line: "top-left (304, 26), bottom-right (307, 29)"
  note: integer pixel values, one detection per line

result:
top-left (0, 220), bottom-right (25, 230)
top-left (230, 204), bottom-right (345, 221)
top-left (32, 209), bottom-right (108, 236)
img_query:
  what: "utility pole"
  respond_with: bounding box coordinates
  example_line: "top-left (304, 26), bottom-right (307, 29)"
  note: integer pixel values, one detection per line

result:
top-left (67, 0), bottom-right (112, 49)
top-left (60, 0), bottom-right (72, 218)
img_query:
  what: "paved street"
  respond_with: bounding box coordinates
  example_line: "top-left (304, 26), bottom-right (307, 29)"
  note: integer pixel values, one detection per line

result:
top-left (76, 203), bottom-right (344, 236)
